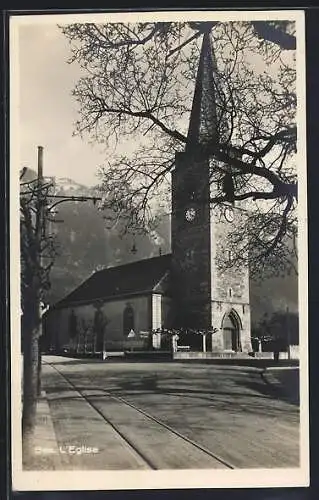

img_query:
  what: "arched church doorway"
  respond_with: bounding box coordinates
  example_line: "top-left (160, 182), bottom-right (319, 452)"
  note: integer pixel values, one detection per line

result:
top-left (222, 310), bottom-right (241, 351)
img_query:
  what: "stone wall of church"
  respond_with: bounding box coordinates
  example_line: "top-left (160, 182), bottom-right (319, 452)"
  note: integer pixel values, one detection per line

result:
top-left (209, 202), bottom-right (251, 352)
top-left (210, 206), bottom-right (250, 304)
top-left (45, 295), bottom-right (152, 351)
top-left (161, 296), bottom-right (174, 329)
top-left (210, 301), bottom-right (252, 353)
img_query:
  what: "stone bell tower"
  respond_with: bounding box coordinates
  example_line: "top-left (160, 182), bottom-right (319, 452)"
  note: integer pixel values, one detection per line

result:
top-left (171, 31), bottom-right (251, 353)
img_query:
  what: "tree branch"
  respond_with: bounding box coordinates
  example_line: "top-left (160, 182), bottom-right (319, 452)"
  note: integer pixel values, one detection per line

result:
top-left (263, 195), bottom-right (294, 257)
top-left (167, 30), bottom-right (202, 58)
top-left (92, 98), bottom-right (187, 143)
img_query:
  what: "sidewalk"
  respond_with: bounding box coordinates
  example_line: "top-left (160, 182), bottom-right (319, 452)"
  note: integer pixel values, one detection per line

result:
top-left (22, 363), bottom-right (150, 470)
top-left (23, 391), bottom-right (62, 470)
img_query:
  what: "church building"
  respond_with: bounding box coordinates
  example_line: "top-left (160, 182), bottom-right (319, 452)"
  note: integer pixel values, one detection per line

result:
top-left (45, 32), bottom-right (252, 355)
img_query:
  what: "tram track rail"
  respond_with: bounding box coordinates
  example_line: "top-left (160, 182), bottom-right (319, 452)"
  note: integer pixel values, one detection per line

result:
top-left (45, 360), bottom-right (236, 470)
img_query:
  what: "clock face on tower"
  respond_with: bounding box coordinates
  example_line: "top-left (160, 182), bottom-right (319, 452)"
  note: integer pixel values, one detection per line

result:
top-left (185, 207), bottom-right (196, 222)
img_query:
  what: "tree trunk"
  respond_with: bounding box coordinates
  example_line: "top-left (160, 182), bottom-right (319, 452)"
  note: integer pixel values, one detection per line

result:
top-left (22, 326), bottom-right (40, 435)
top-left (37, 324), bottom-right (42, 397)
top-left (22, 290), bottom-right (42, 437)
top-left (37, 345), bottom-right (41, 396)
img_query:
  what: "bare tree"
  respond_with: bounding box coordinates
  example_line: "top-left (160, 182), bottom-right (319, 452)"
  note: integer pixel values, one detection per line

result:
top-left (20, 168), bottom-right (56, 434)
top-left (61, 20), bottom-right (298, 276)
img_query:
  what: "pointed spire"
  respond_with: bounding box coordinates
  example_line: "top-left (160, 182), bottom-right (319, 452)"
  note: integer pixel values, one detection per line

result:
top-left (186, 32), bottom-right (221, 151)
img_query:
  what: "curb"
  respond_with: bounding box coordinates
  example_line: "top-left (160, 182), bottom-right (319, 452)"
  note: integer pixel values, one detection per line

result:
top-left (23, 390), bottom-right (62, 471)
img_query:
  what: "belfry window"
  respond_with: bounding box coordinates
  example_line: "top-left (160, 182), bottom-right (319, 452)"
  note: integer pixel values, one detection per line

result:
top-left (123, 304), bottom-right (135, 336)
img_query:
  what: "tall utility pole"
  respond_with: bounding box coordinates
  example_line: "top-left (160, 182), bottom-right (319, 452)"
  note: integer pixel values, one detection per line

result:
top-left (37, 146), bottom-right (45, 396)
top-left (22, 146), bottom-right (44, 436)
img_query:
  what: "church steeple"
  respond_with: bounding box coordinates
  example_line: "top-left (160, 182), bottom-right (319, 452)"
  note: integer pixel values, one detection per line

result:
top-left (186, 31), bottom-right (220, 151)
top-left (171, 29), bottom-right (251, 351)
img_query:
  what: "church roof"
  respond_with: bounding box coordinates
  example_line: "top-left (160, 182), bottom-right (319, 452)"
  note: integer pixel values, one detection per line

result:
top-left (52, 254), bottom-right (172, 309)
top-left (186, 31), bottom-right (224, 150)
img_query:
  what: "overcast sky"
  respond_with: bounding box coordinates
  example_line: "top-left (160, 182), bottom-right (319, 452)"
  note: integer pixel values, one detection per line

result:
top-left (18, 23), bottom-right (106, 186)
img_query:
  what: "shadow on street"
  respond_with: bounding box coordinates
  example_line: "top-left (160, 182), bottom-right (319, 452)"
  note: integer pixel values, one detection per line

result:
top-left (44, 366), bottom-right (300, 420)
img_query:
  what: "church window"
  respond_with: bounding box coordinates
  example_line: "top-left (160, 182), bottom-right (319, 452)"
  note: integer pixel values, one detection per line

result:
top-left (227, 250), bottom-right (232, 262)
top-left (229, 288), bottom-right (232, 298)
top-left (123, 304), bottom-right (135, 336)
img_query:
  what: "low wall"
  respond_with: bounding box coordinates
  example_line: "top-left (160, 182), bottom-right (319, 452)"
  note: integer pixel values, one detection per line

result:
top-left (124, 350), bottom-right (173, 361)
top-left (254, 346), bottom-right (299, 360)
top-left (174, 351), bottom-right (251, 360)
top-left (173, 345), bottom-right (300, 361)
top-left (173, 350), bottom-right (300, 365)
